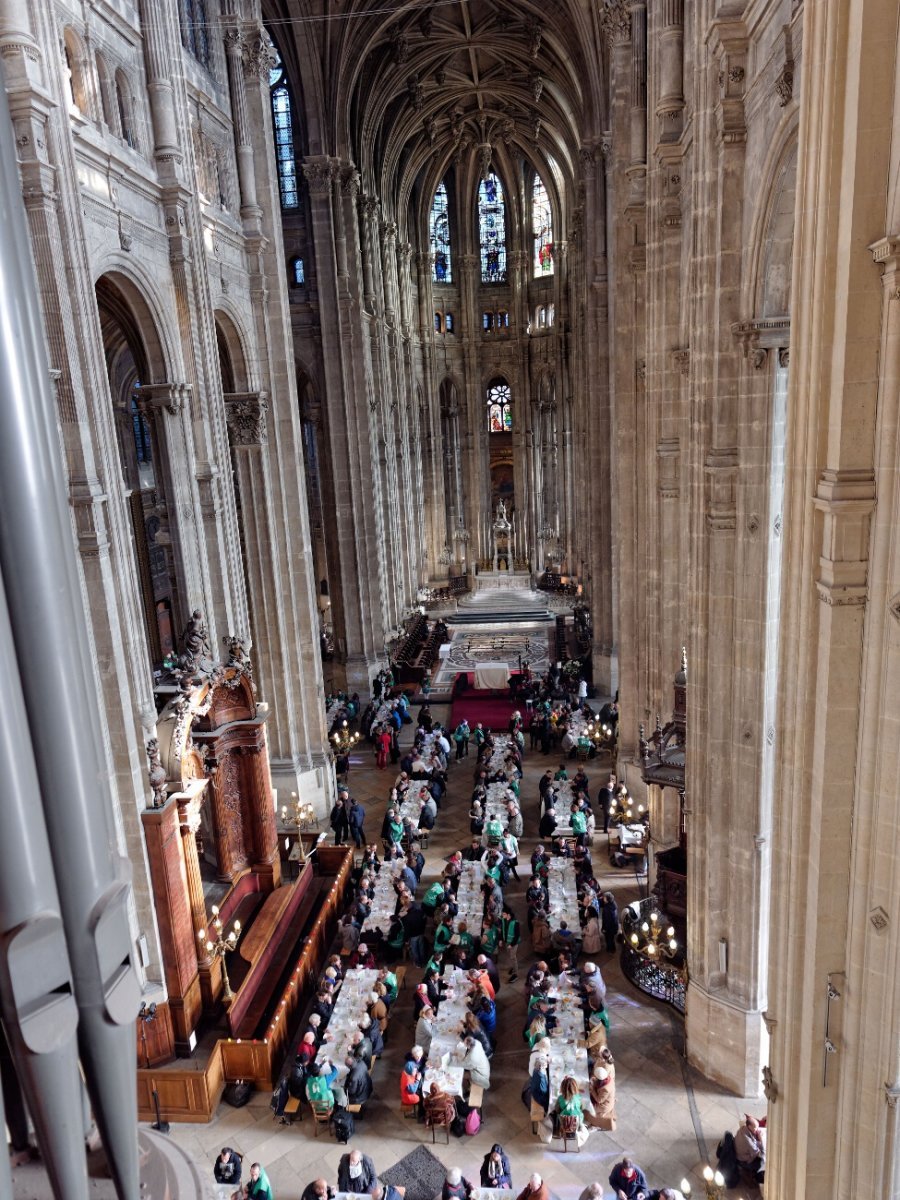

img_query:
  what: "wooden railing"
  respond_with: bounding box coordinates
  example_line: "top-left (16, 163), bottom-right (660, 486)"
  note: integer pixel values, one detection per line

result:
top-left (137, 846), bottom-right (353, 1122)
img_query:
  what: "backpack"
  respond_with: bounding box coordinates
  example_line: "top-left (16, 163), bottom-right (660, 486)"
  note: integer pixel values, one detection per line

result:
top-left (271, 1078), bottom-right (289, 1117)
top-left (464, 1107), bottom-right (481, 1136)
top-left (288, 1062), bottom-right (307, 1100)
top-left (331, 1106), bottom-right (355, 1144)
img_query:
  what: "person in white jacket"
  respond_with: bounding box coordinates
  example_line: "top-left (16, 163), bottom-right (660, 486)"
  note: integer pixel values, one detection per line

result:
top-left (460, 1035), bottom-right (491, 1090)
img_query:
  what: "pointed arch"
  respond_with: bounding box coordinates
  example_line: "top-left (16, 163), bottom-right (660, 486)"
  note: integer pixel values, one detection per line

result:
top-left (429, 180), bottom-right (452, 283)
top-left (478, 172), bottom-right (508, 283)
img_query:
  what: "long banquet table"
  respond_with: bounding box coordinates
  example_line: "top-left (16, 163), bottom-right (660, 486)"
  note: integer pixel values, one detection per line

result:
top-left (545, 857), bottom-right (581, 933)
top-left (314, 967), bottom-right (379, 1083)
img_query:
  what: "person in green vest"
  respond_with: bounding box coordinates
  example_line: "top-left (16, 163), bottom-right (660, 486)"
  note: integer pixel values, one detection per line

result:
top-left (554, 762), bottom-right (569, 781)
top-left (305, 1063), bottom-right (335, 1110)
top-left (473, 722), bottom-right (486, 748)
top-left (385, 915), bottom-right (406, 962)
top-left (454, 920), bottom-right (475, 962)
top-left (423, 879), bottom-right (445, 916)
top-left (246, 1162), bottom-right (274, 1200)
top-left (433, 914), bottom-right (454, 955)
top-left (570, 803), bottom-right (587, 846)
top-left (480, 916), bottom-right (501, 957)
top-left (501, 905), bottom-right (521, 981)
top-left (485, 812), bottom-right (503, 846)
top-left (381, 967), bottom-right (399, 1003)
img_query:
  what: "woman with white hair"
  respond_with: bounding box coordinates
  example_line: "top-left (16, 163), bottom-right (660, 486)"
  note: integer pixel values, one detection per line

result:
top-left (441, 1167), bottom-right (474, 1200)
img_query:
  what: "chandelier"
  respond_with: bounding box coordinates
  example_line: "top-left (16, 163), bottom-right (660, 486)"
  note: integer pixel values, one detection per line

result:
top-left (625, 906), bottom-right (679, 961)
top-left (331, 720), bottom-right (360, 757)
top-left (607, 784), bottom-right (646, 825)
top-left (281, 791), bottom-right (318, 832)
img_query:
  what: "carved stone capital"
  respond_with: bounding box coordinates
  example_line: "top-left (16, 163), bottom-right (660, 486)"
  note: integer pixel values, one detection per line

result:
top-left (135, 382), bottom-right (191, 418)
top-left (302, 156), bottom-right (336, 194)
top-left (224, 390), bottom-right (269, 446)
top-left (242, 32), bottom-right (277, 80)
top-left (599, 0), bottom-right (631, 46)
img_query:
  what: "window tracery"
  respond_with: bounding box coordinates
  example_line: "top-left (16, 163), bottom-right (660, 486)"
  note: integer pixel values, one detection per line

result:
top-left (487, 380), bottom-right (512, 432)
top-left (269, 49), bottom-right (299, 210)
top-left (532, 173), bottom-right (554, 276)
top-left (429, 180), bottom-right (452, 282)
top-left (478, 172), bottom-right (508, 283)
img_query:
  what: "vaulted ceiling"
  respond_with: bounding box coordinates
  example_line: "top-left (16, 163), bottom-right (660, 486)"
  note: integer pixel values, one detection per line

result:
top-left (265, 1), bottom-right (608, 229)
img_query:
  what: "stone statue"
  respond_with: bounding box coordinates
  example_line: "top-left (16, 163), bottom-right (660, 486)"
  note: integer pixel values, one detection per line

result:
top-left (179, 609), bottom-right (210, 671)
top-left (222, 633), bottom-right (251, 667)
top-left (146, 738), bottom-right (168, 808)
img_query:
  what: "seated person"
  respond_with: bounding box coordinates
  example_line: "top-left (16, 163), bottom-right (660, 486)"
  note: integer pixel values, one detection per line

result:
top-left (337, 1149), bottom-right (378, 1194)
top-left (442, 1168), bottom-right (474, 1200)
top-left (214, 1147), bottom-right (242, 1188)
top-left (304, 1062), bottom-right (335, 1110)
top-left (608, 1158), bottom-right (649, 1200)
top-left (480, 1144), bottom-right (512, 1190)
top-left (424, 1080), bottom-right (457, 1127)
top-left (400, 1058), bottom-right (423, 1109)
top-left (734, 1114), bottom-right (766, 1180)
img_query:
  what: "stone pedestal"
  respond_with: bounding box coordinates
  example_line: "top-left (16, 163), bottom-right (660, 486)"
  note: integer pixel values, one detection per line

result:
top-left (686, 983), bottom-right (764, 1098)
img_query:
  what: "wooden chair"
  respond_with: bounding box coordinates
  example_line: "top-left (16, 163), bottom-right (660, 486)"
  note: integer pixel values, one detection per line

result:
top-left (309, 1100), bottom-right (334, 1136)
top-left (400, 1100), bottom-right (419, 1120)
top-left (424, 1100), bottom-right (453, 1144)
top-left (557, 1114), bottom-right (580, 1153)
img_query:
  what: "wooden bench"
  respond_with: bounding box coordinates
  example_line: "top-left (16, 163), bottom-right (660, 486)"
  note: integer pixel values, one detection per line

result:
top-left (283, 1095), bottom-right (302, 1125)
top-left (530, 1099), bottom-right (545, 1134)
top-left (394, 965), bottom-right (408, 991)
top-left (468, 1084), bottom-right (484, 1109)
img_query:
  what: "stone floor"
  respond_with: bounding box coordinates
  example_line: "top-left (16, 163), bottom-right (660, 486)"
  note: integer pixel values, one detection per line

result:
top-left (157, 701), bottom-right (762, 1200)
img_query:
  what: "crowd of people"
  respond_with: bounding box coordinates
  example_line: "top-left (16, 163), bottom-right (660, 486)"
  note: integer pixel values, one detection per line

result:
top-left (213, 672), bottom-right (756, 1200)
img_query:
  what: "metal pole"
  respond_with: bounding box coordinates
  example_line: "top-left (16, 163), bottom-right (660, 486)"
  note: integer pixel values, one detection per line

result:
top-left (0, 573), bottom-right (89, 1199)
top-left (0, 64), bottom-right (140, 1198)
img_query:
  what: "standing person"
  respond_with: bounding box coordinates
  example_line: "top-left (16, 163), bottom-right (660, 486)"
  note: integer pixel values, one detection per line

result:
top-left (245, 1163), bottom-right (274, 1200)
top-left (376, 726), bottom-right (392, 770)
top-left (597, 773), bottom-right (616, 835)
top-left (330, 792), bottom-right (350, 844)
top-left (348, 797), bottom-right (366, 848)
top-left (337, 1150), bottom-right (378, 1193)
top-left (501, 904), bottom-right (522, 982)
top-left (586, 1048), bottom-right (616, 1130)
top-left (214, 1147), bottom-right (242, 1190)
top-left (600, 891), bottom-right (619, 952)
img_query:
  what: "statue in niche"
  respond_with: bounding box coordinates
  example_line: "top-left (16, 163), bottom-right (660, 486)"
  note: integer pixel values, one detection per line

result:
top-left (179, 609), bottom-right (211, 671)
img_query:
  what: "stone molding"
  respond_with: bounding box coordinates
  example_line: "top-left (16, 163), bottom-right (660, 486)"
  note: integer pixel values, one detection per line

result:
top-left (136, 382), bottom-right (191, 417)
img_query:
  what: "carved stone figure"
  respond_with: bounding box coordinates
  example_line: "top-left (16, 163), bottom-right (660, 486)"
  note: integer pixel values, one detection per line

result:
top-left (179, 609), bottom-right (211, 671)
top-left (146, 738), bottom-right (168, 808)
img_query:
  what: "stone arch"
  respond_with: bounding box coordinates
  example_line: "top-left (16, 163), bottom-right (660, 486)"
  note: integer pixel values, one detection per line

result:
top-left (214, 308), bottom-right (251, 393)
top-left (94, 270), bottom-right (183, 667)
top-left (114, 66), bottom-right (137, 149)
top-left (94, 50), bottom-right (115, 129)
top-left (745, 119), bottom-right (799, 322)
top-left (62, 27), bottom-right (91, 115)
top-left (92, 262), bottom-right (178, 384)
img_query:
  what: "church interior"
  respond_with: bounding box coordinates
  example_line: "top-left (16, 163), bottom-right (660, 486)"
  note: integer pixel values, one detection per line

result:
top-left (0, 0), bottom-right (899, 1197)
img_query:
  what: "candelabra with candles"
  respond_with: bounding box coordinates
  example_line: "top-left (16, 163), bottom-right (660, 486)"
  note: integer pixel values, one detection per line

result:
top-left (585, 717), bottom-right (616, 753)
top-left (280, 791), bottom-right (318, 866)
top-left (701, 1166), bottom-right (725, 1198)
top-left (199, 905), bottom-right (241, 1003)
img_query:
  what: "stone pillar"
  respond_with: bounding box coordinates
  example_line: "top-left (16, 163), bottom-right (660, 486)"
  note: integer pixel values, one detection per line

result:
top-left (222, 25), bottom-right (260, 220)
top-left (626, 2), bottom-right (647, 211)
top-left (656, 0), bottom-right (685, 138)
top-left (764, 2), bottom-right (900, 1187)
top-left (137, 0), bottom-right (181, 168)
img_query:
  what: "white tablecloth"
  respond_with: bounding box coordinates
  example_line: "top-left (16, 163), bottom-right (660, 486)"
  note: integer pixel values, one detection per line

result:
top-left (424, 967), bottom-right (477, 1097)
top-left (475, 664), bottom-right (510, 690)
top-left (315, 967), bottom-right (379, 1082)
top-left (545, 857), bottom-right (581, 932)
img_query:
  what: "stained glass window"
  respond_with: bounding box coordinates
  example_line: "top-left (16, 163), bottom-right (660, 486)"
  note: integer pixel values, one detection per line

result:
top-left (445, 313), bottom-right (453, 333)
top-left (269, 48), bottom-right (299, 210)
top-left (429, 181), bottom-right (452, 283)
top-left (487, 380), bottom-right (512, 433)
top-left (533, 173), bottom-right (554, 276)
top-left (478, 173), bottom-right (508, 283)
top-left (290, 256), bottom-right (305, 285)
top-left (180, 0), bottom-right (210, 67)
top-left (131, 396), bottom-right (152, 465)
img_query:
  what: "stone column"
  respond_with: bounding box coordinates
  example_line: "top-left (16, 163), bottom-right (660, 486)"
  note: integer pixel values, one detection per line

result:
top-left (222, 25), bottom-right (260, 220)
top-left (764, 1), bottom-right (900, 1183)
top-left (656, 0), bottom-right (685, 139)
top-left (626, 2), bottom-right (647, 211)
top-left (137, 0), bottom-right (181, 170)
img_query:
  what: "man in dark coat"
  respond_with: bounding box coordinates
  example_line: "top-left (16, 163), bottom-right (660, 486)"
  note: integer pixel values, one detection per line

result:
top-left (344, 1056), bottom-right (373, 1106)
top-left (214, 1147), bottom-right (242, 1187)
